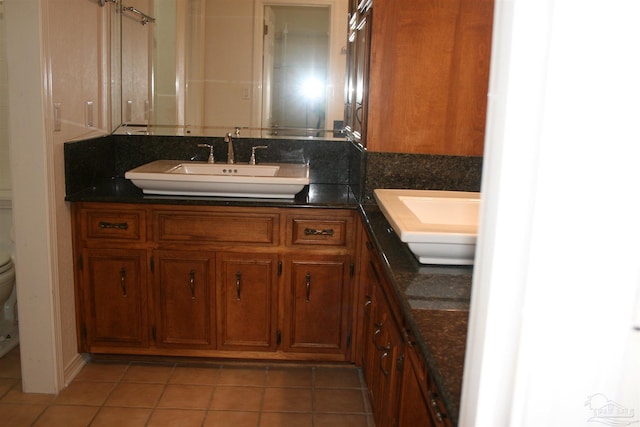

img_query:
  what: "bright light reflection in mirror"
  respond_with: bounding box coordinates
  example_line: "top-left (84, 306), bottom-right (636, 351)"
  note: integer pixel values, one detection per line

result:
top-left (301, 77), bottom-right (325, 101)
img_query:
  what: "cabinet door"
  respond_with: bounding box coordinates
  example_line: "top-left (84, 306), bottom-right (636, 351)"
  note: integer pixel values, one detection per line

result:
top-left (369, 285), bottom-right (404, 427)
top-left (153, 251), bottom-right (215, 348)
top-left (81, 249), bottom-right (148, 350)
top-left (284, 255), bottom-right (352, 355)
top-left (216, 252), bottom-right (279, 351)
top-left (398, 347), bottom-right (437, 427)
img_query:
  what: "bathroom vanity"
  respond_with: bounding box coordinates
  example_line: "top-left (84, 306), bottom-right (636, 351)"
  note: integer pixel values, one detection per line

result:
top-left (72, 202), bottom-right (357, 362)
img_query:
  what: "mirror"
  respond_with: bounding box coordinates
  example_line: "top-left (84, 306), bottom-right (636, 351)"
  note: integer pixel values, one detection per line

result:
top-left (118, 0), bottom-right (348, 139)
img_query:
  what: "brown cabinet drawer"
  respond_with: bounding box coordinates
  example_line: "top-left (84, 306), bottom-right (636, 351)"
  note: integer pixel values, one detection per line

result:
top-left (154, 210), bottom-right (279, 245)
top-left (80, 208), bottom-right (146, 242)
top-left (288, 212), bottom-right (354, 247)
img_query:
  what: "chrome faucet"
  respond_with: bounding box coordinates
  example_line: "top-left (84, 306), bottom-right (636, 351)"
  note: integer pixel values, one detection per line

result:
top-left (197, 143), bottom-right (215, 163)
top-left (224, 133), bottom-right (234, 164)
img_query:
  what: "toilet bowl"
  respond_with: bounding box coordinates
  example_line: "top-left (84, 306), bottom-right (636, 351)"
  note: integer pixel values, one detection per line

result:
top-left (0, 251), bottom-right (18, 358)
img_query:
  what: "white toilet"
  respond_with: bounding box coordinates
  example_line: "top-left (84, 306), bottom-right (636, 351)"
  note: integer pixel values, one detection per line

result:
top-left (0, 251), bottom-right (18, 358)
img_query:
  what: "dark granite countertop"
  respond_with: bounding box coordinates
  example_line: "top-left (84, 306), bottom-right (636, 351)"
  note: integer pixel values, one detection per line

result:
top-left (64, 178), bottom-right (360, 208)
top-left (360, 204), bottom-right (471, 425)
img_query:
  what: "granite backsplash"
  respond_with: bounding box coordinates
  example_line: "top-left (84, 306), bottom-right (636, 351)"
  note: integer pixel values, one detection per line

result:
top-left (64, 135), bottom-right (482, 200)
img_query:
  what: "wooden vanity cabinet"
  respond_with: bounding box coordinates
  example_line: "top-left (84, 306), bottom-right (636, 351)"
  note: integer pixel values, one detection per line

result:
top-left (283, 255), bottom-right (352, 354)
top-left (362, 241), bottom-right (404, 427)
top-left (79, 248), bottom-right (149, 351)
top-left (72, 204), bottom-right (150, 353)
top-left (72, 202), bottom-right (356, 361)
top-left (398, 340), bottom-right (453, 427)
top-left (216, 252), bottom-right (279, 352)
top-left (282, 210), bottom-right (357, 356)
top-left (153, 251), bottom-right (215, 349)
top-left (357, 223), bottom-right (454, 426)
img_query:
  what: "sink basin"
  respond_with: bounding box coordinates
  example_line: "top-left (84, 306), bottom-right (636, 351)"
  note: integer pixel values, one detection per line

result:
top-left (373, 189), bottom-right (480, 265)
top-left (125, 160), bottom-right (310, 198)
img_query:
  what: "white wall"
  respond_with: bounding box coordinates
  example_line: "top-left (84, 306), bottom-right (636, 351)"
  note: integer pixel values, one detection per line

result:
top-left (462, 0), bottom-right (640, 425)
top-left (0, 1), bottom-right (14, 255)
top-left (4, 0), bottom-right (110, 393)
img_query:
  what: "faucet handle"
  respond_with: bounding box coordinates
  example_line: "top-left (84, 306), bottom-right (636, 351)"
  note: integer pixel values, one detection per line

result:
top-left (197, 143), bottom-right (215, 163)
top-left (249, 145), bottom-right (268, 165)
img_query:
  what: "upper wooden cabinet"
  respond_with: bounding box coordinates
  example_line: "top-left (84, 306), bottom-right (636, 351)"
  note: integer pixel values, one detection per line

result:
top-left (349, 0), bottom-right (494, 156)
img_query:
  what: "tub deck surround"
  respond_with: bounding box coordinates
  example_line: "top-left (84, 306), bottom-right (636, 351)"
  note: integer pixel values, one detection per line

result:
top-left (361, 205), bottom-right (471, 424)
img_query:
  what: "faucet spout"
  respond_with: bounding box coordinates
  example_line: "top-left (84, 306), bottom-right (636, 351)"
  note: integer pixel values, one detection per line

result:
top-left (224, 133), bottom-right (234, 164)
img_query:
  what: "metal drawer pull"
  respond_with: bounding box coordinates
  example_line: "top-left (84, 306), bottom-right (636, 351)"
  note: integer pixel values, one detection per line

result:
top-left (235, 271), bottom-right (241, 300)
top-left (304, 228), bottom-right (334, 237)
top-left (305, 273), bottom-right (311, 302)
top-left (119, 267), bottom-right (127, 297)
top-left (99, 221), bottom-right (129, 230)
top-left (188, 269), bottom-right (196, 299)
top-left (380, 345), bottom-right (391, 376)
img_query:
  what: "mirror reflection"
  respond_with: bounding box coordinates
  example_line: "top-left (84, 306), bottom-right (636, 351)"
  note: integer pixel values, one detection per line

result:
top-left (119, 0), bottom-right (348, 138)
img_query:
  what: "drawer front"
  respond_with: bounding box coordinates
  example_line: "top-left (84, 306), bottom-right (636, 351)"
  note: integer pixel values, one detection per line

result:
top-left (154, 211), bottom-right (279, 245)
top-left (82, 209), bottom-right (146, 242)
top-left (288, 215), bottom-right (352, 247)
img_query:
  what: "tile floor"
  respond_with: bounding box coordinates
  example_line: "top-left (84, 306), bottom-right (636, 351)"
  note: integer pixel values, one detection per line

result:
top-left (0, 346), bottom-right (375, 426)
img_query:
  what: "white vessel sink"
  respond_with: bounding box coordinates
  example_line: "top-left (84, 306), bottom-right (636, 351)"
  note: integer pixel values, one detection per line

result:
top-left (373, 189), bottom-right (480, 265)
top-left (125, 160), bottom-right (310, 198)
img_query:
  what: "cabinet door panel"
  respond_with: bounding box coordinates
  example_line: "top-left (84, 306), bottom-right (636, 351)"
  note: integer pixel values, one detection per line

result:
top-left (284, 256), bottom-right (351, 354)
top-left (82, 249), bottom-right (148, 349)
top-left (217, 253), bottom-right (278, 351)
top-left (154, 251), bottom-right (215, 348)
top-left (398, 347), bottom-right (437, 427)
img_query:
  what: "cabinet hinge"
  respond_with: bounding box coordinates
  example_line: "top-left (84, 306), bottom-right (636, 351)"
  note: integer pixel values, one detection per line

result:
top-left (346, 331), bottom-right (352, 349)
top-left (276, 330), bottom-right (282, 346)
top-left (278, 261), bottom-right (282, 276)
top-left (152, 326), bottom-right (156, 341)
top-left (350, 263), bottom-right (355, 277)
top-left (150, 256), bottom-right (154, 273)
top-left (81, 323), bottom-right (87, 339)
top-left (264, 23), bottom-right (269, 36)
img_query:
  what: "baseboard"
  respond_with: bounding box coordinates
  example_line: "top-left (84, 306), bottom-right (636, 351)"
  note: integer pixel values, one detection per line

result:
top-left (63, 352), bottom-right (89, 387)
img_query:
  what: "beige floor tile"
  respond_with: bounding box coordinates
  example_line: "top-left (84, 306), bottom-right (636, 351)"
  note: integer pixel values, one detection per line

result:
top-left (262, 387), bottom-right (313, 412)
top-left (204, 410), bottom-right (260, 427)
top-left (32, 404), bottom-right (99, 427)
top-left (315, 388), bottom-right (365, 413)
top-left (90, 406), bottom-right (151, 427)
top-left (1, 382), bottom-right (56, 405)
top-left (54, 381), bottom-right (115, 406)
top-left (315, 413), bottom-right (370, 427)
top-left (169, 365), bottom-right (220, 385)
top-left (104, 382), bottom-right (165, 408)
top-left (259, 412), bottom-right (313, 427)
top-left (147, 408), bottom-right (206, 427)
top-left (122, 363), bottom-right (174, 384)
top-left (218, 366), bottom-right (267, 386)
top-left (266, 366), bottom-right (313, 388)
top-left (0, 402), bottom-right (47, 427)
top-left (74, 362), bottom-right (129, 382)
top-left (157, 384), bottom-right (214, 410)
top-left (315, 367), bottom-right (362, 389)
top-left (210, 385), bottom-right (263, 411)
